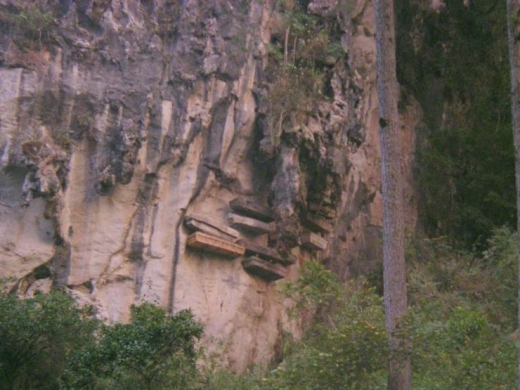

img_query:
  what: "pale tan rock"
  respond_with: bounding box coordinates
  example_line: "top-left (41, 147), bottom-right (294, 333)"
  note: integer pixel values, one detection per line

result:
top-left (0, 175), bottom-right (54, 280)
top-left (0, 0), bottom-right (420, 373)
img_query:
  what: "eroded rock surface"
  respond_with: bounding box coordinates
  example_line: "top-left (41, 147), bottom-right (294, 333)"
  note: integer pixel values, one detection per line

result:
top-left (0, 0), bottom-right (418, 371)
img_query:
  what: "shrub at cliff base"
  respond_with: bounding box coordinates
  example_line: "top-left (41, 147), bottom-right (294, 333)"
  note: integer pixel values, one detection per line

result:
top-left (64, 304), bottom-right (203, 390)
top-left (221, 229), bottom-right (516, 389)
top-left (0, 291), bottom-right (96, 390)
top-left (0, 287), bottom-right (203, 390)
top-left (0, 228), bottom-right (517, 389)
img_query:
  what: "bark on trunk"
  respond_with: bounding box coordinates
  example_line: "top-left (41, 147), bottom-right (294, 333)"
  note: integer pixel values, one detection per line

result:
top-left (374, 0), bottom-right (410, 388)
top-left (506, 1), bottom-right (520, 388)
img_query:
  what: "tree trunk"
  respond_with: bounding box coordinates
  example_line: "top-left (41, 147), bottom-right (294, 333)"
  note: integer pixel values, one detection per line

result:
top-left (506, 1), bottom-right (520, 389)
top-left (373, 0), bottom-right (410, 388)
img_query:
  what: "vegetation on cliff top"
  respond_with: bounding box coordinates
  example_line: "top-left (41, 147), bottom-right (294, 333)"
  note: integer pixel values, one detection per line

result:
top-left (0, 3), bottom-right (55, 50)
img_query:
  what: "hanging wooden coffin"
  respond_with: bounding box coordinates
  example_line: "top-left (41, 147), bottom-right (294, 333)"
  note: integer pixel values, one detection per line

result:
top-left (242, 256), bottom-right (287, 282)
top-left (187, 232), bottom-right (245, 258)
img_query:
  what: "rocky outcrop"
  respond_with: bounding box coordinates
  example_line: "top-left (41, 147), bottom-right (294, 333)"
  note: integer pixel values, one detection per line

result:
top-left (0, 0), bottom-right (419, 371)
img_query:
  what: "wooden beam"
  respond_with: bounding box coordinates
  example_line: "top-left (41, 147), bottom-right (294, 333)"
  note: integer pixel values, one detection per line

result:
top-left (227, 213), bottom-right (275, 234)
top-left (229, 197), bottom-right (274, 222)
top-left (242, 256), bottom-right (287, 282)
top-left (301, 232), bottom-right (328, 251)
top-left (184, 213), bottom-right (239, 241)
top-left (302, 212), bottom-right (333, 233)
top-left (238, 239), bottom-right (296, 266)
top-left (187, 232), bottom-right (245, 257)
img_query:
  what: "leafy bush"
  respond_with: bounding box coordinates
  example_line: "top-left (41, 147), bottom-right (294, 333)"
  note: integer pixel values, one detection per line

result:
top-left (259, 230), bottom-right (517, 389)
top-left (0, 287), bottom-right (204, 390)
top-left (200, 366), bottom-right (265, 390)
top-left (0, 4), bottom-right (55, 49)
top-left (1, 229), bottom-right (517, 390)
top-left (269, 296), bottom-right (387, 389)
top-left (481, 226), bottom-right (517, 329)
top-left (407, 228), bottom-right (517, 331)
top-left (274, 264), bottom-right (388, 389)
top-left (0, 291), bottom-right (96, 390)
top-left (410, 306), bottom-right (515, 390)
top-left (405, 229), bottom-right (517, 389)
top-left (283, 260), bottom-right (342, 312)
top-left (402, 0), bottom-right (516, 251)
top-left (64, 303), bottom-right (203, 390)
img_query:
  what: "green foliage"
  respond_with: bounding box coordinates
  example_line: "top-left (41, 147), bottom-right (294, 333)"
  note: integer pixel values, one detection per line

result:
top-left (270, 286), bottom-right (387, 389)
top-left (1, 230), bottom-right (517, 390)
top-left (0, 291), bottom-right (97, 390)
top-left (399, 0), bottom-right (516, 250)
top-left (261, 2), bottom-right (344, 153)
top-left (481, 227), bottom-right (517, 329)
top-left (200, 365), bottom-right (266, 390)
top-left (416, 122), bottom-right (515, 250)
top-left (0, 287), bottom-right (204, 390)
top-left (410, 305), bottom-right (515, 389)
top-left (404, 229), bottom-right (517, 389)
top-left (275, 264), bottom-right (388, 389)
top-left (253, 229), bottom-right (517, 389)
top-left (407, 228), bottom-right (517, 331)
top-left (65, 304), bottom-right (203, 390)
top-left (282, 261), bottom-right (342, 312)
top-left (0, 4), bottom-right (55, 49)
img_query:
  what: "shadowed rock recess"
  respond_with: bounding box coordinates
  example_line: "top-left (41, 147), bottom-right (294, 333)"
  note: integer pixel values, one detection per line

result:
top-left (0, 0), bottom-right (417, 370)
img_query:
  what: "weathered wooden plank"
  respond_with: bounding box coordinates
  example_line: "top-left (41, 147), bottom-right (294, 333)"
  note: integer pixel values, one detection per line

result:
top-left (184, 213), bottom-right (239, 241)
top-left (185, 219), bottom-right (237, 242)
top-left (227, 213), bottom-right (275, 234)
top-left (242, 256), bottom-right (287, 282)
top-left (187, 232), bottom-right (245, 257)
top-left (237, 239), bottom-right (296, 266)
top-left (302, 212), bottom-right (333, 233)
top-left (229, 197), bottom-right (274, 222)
top-left (301, 232), bottom-right (328, 251)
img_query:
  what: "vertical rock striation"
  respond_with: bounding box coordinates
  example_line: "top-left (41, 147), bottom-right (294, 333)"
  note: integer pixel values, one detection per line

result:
top-left (0, 0), bottom-right (419, 370)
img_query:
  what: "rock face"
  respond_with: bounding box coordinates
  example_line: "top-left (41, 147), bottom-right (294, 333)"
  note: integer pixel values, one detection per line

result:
top-left (0, 0), bottom-right (419, 370)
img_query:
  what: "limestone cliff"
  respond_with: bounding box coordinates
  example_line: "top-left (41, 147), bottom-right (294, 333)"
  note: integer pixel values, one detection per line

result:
top-left (0, 0), bottom-right (418, 370)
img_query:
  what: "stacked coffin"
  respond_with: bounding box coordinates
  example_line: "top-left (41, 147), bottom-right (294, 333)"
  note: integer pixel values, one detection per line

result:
top-left (300, 211), bottom-right (330, 254)
top-left (302, 211), bottom-right (333, 234)
top-left (228, 197), bottom-right (290, 282)
top-left (228, 197), bottom-right (274, 222)
top-left (187, 232), bottom-right (245, 257)
top-left (303, 192), bottom-right (334, 254)
top-left (241, 257), bottom-right (287, 282)
top-left (237, 239), bottom-right (296, 267)
top-left (301, 231), bottom-right (328, 251)
top-left (185, 214), bottom-right (244, 259)
top-left (227, 214), bottom-right (274, 235)
top-left (183, 199), bottom-right (288, 282)
top-left (184, 196), bottom-right (332, 282)
top-left (308, 201), bottom-right (337, 220)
